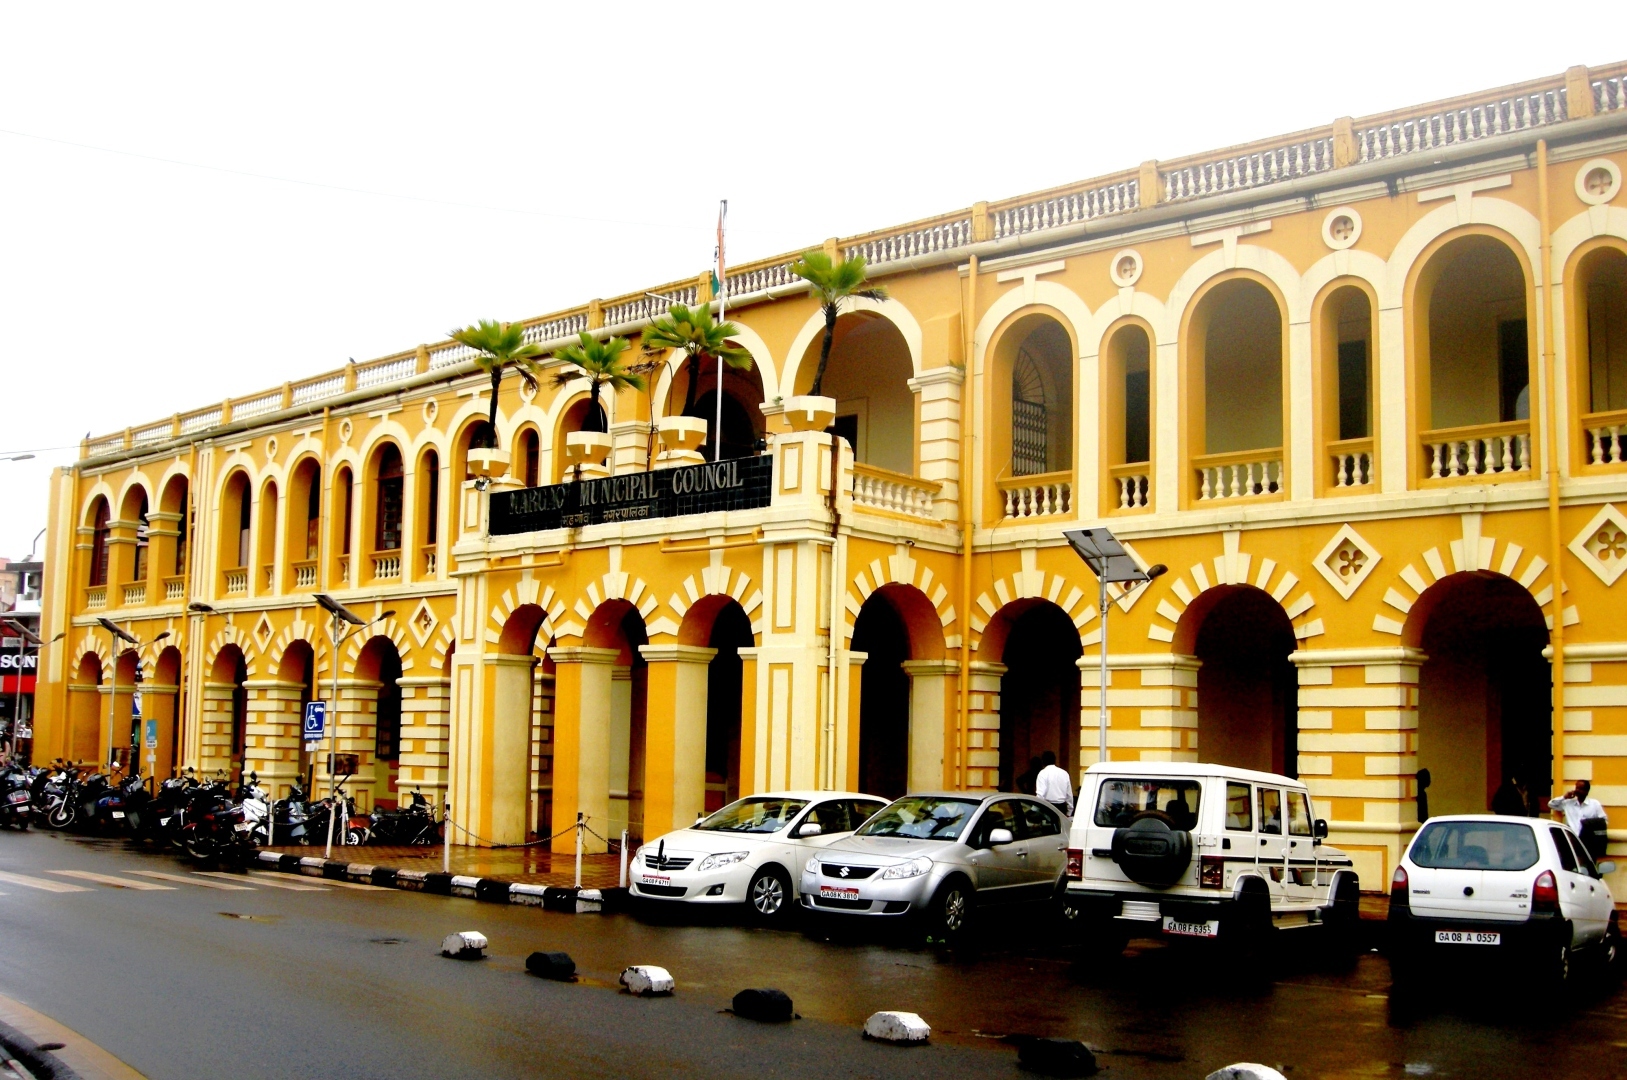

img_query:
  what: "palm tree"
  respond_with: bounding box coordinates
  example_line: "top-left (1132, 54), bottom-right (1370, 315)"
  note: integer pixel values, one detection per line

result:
top-left (788, 250), bottom-right (888, 398)
top-left (553, 334), bottom-right (646, 432)
top-left (448, 320), bottom-right (546, 448)
top-left (639, 303), bottom-right (753, 415)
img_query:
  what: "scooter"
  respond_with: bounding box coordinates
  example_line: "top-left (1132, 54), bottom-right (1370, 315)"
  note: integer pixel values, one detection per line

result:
top-left (370, 789), bottom-right (441, 846)
top-left (0, 764), bottom-right (32, 830)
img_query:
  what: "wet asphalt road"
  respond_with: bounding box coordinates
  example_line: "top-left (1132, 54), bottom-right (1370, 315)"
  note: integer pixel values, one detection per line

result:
top-left (0, 829), bottom-right (1624, 1080)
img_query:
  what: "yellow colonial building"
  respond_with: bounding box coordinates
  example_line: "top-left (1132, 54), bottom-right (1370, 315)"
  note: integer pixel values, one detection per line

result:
top-left (32, 62), bottom-right (1627, 891)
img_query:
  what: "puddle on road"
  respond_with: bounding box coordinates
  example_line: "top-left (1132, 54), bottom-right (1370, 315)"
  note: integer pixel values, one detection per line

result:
top-left (370, 937), bottom-right (407, 945)
top-left (219, 912), bottom-right (281, 923)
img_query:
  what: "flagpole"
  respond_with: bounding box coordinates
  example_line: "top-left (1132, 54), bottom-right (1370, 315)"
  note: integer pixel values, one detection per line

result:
top-left (714, 199), bottom-right (727, 463)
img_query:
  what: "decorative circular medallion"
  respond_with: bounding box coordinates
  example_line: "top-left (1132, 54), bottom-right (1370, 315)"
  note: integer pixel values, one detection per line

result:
top-left (338, 418), bottom-right (353, 443)
top-left (1322, 207), bottom-right (1362, 250)
top-left (264, 436), bottom-right (278, 462)
top-left (519, 379), bottom-right (537, 403)
top-left (422, 398), bottom-right (439, 424)
top-left (1576, 159), bottom-right (1621, 206)
top-left (1109, 249), bottom-right (1143, 288)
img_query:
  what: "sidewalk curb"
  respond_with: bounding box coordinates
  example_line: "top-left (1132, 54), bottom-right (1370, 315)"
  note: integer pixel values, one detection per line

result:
top-left (253, 851), bottom-right (627, 913)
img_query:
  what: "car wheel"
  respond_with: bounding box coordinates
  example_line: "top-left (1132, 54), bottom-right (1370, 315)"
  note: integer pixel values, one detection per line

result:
top-left (747, 866), bottom-right (793, 924)
top-left (926, 877), bottom-right (975, 945)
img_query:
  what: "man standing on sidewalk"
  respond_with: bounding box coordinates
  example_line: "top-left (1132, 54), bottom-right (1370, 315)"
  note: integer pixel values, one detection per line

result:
top-left (1034, 751), bottom-right (1074, 817)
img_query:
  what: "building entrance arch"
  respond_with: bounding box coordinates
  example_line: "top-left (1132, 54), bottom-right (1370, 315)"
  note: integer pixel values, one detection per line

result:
top-left (851, 583), bottom-right (947, 799)
top-left (356, 636), bottom-right (403, 810)
top-left (982, 600), bottom-right (1083, 792)
top-left (1407, 571), bottom-right (1550, 818)
top-left (1175, 584), bottom-right (1298, 775)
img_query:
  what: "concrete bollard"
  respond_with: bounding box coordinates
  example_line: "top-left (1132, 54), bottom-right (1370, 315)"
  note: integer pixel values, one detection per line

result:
top-left (619, 966), bottom-right (675, 996)
top-left (440, 931), bottom-right (488, 959)
top-left (525, 951), bottom-right (576, 980)
top-left (1018, 1038), bottom-right (1098, 1077)
top-left (731, 988), bottom-right (793, 1022)
top-left (862, 1011), bottom-right (930, 1044)
top-left (1206, 1066), bottom-right (1288, 1080)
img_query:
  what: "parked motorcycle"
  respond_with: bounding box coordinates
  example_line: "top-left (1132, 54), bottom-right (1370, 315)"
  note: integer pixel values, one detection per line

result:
top-left (0, 764), bottom-right (32, 829)
top-left (370, 789), bottom-right (440, 846)
top-left (305, 780), bottom-right (371, 847)
top-left (31, 761), bottom-right (77, 830)
top-left (176, 779), bottom-right (256, 863)
top-left (267, 778), bottom-right (310, 846)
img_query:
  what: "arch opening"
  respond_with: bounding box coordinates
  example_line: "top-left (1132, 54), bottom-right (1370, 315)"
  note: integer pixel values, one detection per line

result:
top-left (69, 652), bottom-right (103, 762)
top-left (1408, 571), bottom-right (1550, 818)
top-left (210, 644), bottom-right (249, 783)
top-left (675, 598), bottom-right (754, 812)
top-left (851, 584), bottom-right (949, 799)
top-left (1573, 245), bottom-right (1627, 463)
top-left (1178, 585), bottom-right (1298, 776)
top-left (1420, 234), bottom-right (1531, 431)
top-left (357, 636), bottom-right (403, 810)
top-left (796, 313), bottom-right (914, 475)
top-left (990, 600), bottom-right (1082, 793)
top-left (671, 355), bottom-right (765, 461)
top-left (87, 497), bottom-right (111, 588)
top-left (150, 645), bottom-right (183, 781)
top-left (585, 602), bottom-right (649, 840)
top-left (1191, 278), bottom-right (1285, 456)
top-left (289, 458), bottom-right (322, 571)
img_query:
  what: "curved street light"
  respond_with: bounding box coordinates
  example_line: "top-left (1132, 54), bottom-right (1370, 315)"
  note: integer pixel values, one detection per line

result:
top-left (312, 594), bottom-right (394, 857)
top-left (95, 618), bottom-right (169, 773)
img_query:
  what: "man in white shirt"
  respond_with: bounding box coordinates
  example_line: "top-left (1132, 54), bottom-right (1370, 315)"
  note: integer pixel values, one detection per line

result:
top-left (1034, 751), bottom-right (1074, 817)
top-left (1549, 780), bottom-right (1609, 861)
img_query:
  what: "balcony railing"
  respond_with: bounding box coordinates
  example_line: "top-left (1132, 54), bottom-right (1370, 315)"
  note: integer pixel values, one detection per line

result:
top-left (121, 582), bottom-right (146, 607)
top-left (1583, 408), bottom-right (1627, 467)
top-left (1328, 437), bottom-right (1375, 490)
top-left (420, 545), bottom-right (438, 577)
top-left (163, 576), bottom-right (185, 602)
top-left (1422, 420), bottom-right (1532, 482)
top-left (372, 551), bottom-right (402, 581)
top-left (85, 586), bottom-right (106, 611)
top-left (1108, 463), bottom-right (1151, 511)
top-left (292, 560), bottom-right (317, 590)
top-left (999, 471), bottom-right (1074, 520)
top-left (223, 568), bottom-right (248, 596)
top-left (1193, 449), bottom-right (1284, 502)
top-left (851, 463), bottom-right (940, 520)
top-left (338, 556), bottom-right (350, 585)
top-left (262, 564), bottom-right (275, 590)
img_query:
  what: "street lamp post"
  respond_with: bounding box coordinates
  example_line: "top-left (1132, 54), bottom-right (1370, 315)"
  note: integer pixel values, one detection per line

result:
top-left (96, 618), bottom-right (169, 774)
top-left (313, 594), bottom-right (393, 858)
top-left (1064, 529), bottom-right (1166, 765)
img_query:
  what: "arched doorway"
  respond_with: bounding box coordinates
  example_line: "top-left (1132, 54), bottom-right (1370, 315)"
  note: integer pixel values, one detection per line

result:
top-left (1571, 244), bottom-right (1627, 464)
top-left (1408, 572), bottom-right (1549, 817)
top-left (985, 601), bottom-right (1083, 792)
top-left (1177, 585), bottom-right (1298, 775)
top-left (796, 312), bottom-right (914, 475)
top-left (850, 584), bottom-right (948, 798)
top-left (584, 602), bottom-right (648, 841)
top-left (69, 652), bottom-right (103, 763)
top-left (151, 646), bottom-right (183, 781)
top-left (678, 596), bottom-right (754, 813)
top-left (278, 640), bottom-right (316, 795)
top-left (356, 637), bottom-right (403, 810)
top-left (210, 645), bottom-right (248, 782)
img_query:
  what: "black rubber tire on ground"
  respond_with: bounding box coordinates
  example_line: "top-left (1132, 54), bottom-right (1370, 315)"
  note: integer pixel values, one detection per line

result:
top-left (46, 800), bottom-right (73, 830)
top-left (1221, 888), bottom-right (1273, 979)
top-left (345, 826), bottom-right (369, 846)
top-left (925, 876), bottom-right (975, 945)
top-left (1533, 942), bottom-right (1572, 987)
top-left (747, 865), bottom-right (793, 924)
top-left (184, 834), bottom-right (215, 862)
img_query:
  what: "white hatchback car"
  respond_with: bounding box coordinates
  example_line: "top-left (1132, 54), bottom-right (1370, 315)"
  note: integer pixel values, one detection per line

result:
top-left (1388, 814), bottom-right (1620, 987)
top-left (628, 791), bottom-right (888, 923)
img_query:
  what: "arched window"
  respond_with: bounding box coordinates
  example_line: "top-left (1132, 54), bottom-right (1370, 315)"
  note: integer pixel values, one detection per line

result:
top-left (374, 444), bottom-right (404, 552)
top-left (336, 467), bottom-right (353, 557)
top-left (519, 430), bottom-right (540, 487)
top-left (421, 449), bottom-right (440, 547)
top-left (88, 498), bottom-right (110, 587)
top-left (130, 491), bottom-right (150, 583)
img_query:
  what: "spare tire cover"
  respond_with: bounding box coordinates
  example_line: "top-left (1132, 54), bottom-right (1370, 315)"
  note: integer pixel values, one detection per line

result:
top-left (1110, 815), bottom-right (1192, 888)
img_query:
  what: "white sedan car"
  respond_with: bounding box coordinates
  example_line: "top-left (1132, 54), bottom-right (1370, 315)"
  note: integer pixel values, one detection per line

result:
top-left (628, 791), bottom-right (888, 923)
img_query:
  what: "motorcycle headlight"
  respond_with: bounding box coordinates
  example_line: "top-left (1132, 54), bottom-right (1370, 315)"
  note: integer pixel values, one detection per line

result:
top-left (879, 856), bottom-right (933, 880)
top-left (696, 851), bottom-right (750, 872)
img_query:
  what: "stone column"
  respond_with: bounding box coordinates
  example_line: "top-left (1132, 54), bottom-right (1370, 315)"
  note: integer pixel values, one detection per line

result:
top-left (902, 659), bottom-right (960, 791)
top-left (840, 651), bottom-right (867, 791)
top-left (608, 665), bottom-right (633, 837)
top-left (546, 646), bottom-right (620, 854)
top-left (639, 644), bottom-right (716, 840)
top-left (315, 677), bottom-right (378, 810)
top-left (242, 678), bottom-right (304, 794)
top-left (1077, 653), bottom-right (1201, 767)
top-left (198, 680), bottom-right (237, 778)
top-left (964, 661), bottom-right (1007, 790)
top-left (610, 419), bottom-right (650, 474)
top-left (398, 675), bottom-right (450, 811)
top-left (483, 654), bottom-right (536, 846)
top-left (906, 367), bottom-right (964, 521)
top-left (143, 681), bottom-right (180, 780)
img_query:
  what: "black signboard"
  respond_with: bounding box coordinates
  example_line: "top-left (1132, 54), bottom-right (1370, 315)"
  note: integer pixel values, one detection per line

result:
top-left (490, 455), bottom-right (774, 535)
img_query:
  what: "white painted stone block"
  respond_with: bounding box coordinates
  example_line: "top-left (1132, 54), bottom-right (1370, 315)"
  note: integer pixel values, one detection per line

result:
top-left (620, 965), bottom-right (675, 995)
top-left (441, 931), bottom-right (487, 958)
top-left (863, 1011), bottom-right (930, 1043)
top-left (1207, 1065), bottom-right (1286, 1080)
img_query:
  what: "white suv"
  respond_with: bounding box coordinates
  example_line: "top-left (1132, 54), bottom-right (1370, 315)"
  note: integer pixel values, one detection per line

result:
top-left (1063, 762), bottom-right (1361, 959)
top-left (1388, 814), bottom-right (1620, 987)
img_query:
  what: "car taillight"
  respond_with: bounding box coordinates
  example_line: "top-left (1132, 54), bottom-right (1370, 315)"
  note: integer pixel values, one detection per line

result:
top-left (1533, 869), bottom-right (1559, 914)
top-left (1065, 848), bottom-right (1083, 880)
top-left (1391, 865), bottom-right (1409, 908)
top-left (1200, 856), bottom-right (1224, 889)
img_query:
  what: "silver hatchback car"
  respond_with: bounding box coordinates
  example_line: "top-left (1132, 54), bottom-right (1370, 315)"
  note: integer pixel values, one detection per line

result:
top-left (799, 792), bottom-right (1070, 940)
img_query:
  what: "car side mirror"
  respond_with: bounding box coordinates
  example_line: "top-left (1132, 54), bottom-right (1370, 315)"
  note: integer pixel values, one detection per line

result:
top-left (796, 821), bottom-right (822, 838)
top-left (1314, 819), bottom-right (1329, 839)
top-left (1599, 860), bottom-right (1617, 877)
top-left (987, 827), bottom-right (1014, 846)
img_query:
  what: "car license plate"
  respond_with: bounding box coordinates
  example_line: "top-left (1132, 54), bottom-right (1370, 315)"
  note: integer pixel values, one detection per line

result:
top-left (639, 874), bottom-right (671, 885)
top-left (820, 885), bottom-right (860, 901)
top-left (234, 822), bottom-right (251, 832)
top-left (1162, 917), bottom-right (1219, 938)
top-left (1435, 929), bottom-right (1500, 945)
top-left (111, 810), bottom-right (125, 819)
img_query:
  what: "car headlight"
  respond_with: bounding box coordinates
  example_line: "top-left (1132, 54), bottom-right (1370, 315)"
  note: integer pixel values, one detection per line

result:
top-left (804, 859), bottom-right (820, 877)
top-left (696, 851), bottom-right (750, 872)
top-left (879, 856), bottom-right (933, 880)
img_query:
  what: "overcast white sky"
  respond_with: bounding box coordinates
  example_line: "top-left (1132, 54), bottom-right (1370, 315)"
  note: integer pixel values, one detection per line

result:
top-left (1, 2), bottom-right (1623, 562)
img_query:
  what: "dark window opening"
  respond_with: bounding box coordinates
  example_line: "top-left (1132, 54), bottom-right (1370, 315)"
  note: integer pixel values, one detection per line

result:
top-left (305, 471), bottom-right (321, 559)
top-left (89, 501), bottom-right (110, 586)
top-left (830, 414), bottom-right (859, 454)
top-left (174, 491), bottom-right (189, 575)
top-left (1124, 368), bottom-right (1150, 464)
top-left (1337, 340), bottom-right (1370, 440)
top-left (1499, 319), bottom-right (1530, 422)
top-left (424, 452), bottom-right (439, 545)
top-left (338, 471), bottom-right (353, 556)
top-left (236, 486), bottom-right (251, 569)
top-left (375, 445), bottom-right (404, 552)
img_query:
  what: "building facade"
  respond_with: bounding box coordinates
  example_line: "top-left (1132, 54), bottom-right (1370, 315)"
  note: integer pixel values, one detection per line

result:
top-left (32, 63), bottom-right (1627, 891)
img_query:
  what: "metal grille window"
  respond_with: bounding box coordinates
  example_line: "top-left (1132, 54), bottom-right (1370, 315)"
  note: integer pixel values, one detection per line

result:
top-left (1012, 347), bottom-right (1049, 476)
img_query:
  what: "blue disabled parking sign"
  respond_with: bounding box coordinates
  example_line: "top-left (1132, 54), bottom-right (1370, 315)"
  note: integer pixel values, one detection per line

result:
top-left (303, 701), bottom-right (326, 739)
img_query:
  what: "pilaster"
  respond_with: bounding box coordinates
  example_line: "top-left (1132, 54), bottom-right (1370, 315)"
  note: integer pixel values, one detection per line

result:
top-left (906, 367), bottom-right (964, 521)
top-left (546, 646), bottom-right (621, 853)
top-left (639, 644), bottom-right (717, 839)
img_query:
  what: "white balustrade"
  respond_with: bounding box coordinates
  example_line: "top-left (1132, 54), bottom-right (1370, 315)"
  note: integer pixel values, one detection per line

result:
top-left (223, 569), bottom-right (248, 595)
top-left (293, 562), bottom-right (317, 590)
top-left (846, 219), bottom-right (972, 264)
top-left (1423, 426), bottom-right (1531, 480)
top-left (1329, 445), bottom-right (1374, 488)
top-left (999, 473), bottom-right (1073, 519)
top-left (163, 576), bottom-right (185, 601)
top-left (85, 586), bottom-right (107, 611)
top-left (1163, 139), bottom-right (1331, 201)
top-left (421, 546), bottom-right (438, 577)
top-left (355, 356), bottom-right (416, 388)
top-left (851, 465), bottom-right (938, 519)
top-left (372, 552), bottom-right (402, 580)
top-left (121, 582), bottom-right (146, 607)
top-left (1585, 417), bottom-right (1626, 466)
top-left (1110, 468), bottom-right (1150, 510)
top-left (1357, 89), bottom-right (1566, 163)
top-left (1194, 453), bottom-right (1284, 501)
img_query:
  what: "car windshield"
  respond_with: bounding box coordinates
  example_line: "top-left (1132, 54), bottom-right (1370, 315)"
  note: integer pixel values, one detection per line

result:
top-left (1094, 778), bottom-right (1202, 830)
top-left (694, 797), bottom-right (809, 834)
top-left (856, 797), bottom-right (980, 841)
top-left (1411, 820), bottom-right (1539, 871)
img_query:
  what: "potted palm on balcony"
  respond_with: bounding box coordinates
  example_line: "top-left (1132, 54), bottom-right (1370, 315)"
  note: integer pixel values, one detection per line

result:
top-left (640, 303), bottom-right (754, 462)
top-left (554, 333), bottom-right (645, 473)
top-left (448, 319), bottom-right (546, 478)
top-left (786, 250), bottom-right (888, 431)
